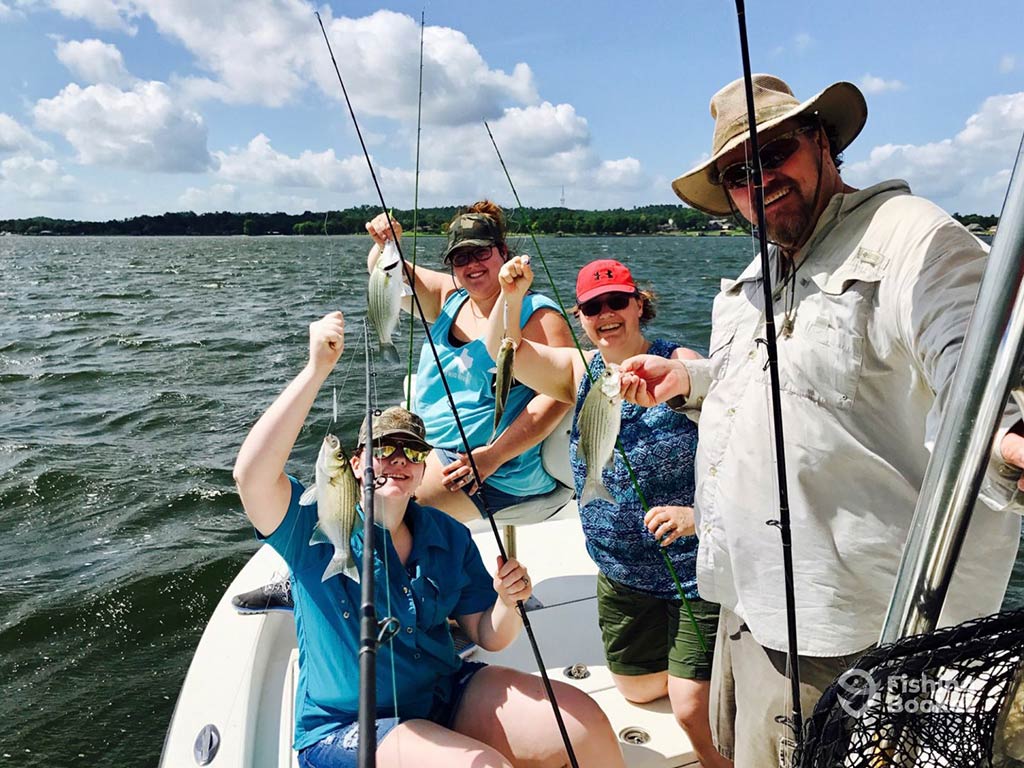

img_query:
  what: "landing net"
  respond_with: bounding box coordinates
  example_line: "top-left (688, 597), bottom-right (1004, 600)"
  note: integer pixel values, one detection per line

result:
top-left (798, 607), bottom-right (1024, 768)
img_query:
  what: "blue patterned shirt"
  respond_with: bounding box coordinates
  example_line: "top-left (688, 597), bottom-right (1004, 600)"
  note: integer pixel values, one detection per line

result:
top-left (570, 339), bottom-right (700, 599)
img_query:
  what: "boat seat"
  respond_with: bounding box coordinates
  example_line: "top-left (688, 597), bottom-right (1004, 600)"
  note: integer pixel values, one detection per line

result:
top-left (401, 375), bottom-right (579, 530)
top-left (284, 649), bottom-right (300, 768)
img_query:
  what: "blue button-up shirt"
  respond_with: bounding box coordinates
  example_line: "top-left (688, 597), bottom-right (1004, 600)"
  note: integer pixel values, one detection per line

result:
top-left (264, 477), bottom-right (497, 750)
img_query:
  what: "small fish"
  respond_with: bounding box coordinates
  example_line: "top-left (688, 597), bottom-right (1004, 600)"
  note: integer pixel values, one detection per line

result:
top-left (577, 364), bottom-right (621, 506)
top-left (491, 336), bottom-right (516, 441)
top-left (367, 240), bottom-right (409, 361)
top-left (300, 434), bottom-right (361, 583)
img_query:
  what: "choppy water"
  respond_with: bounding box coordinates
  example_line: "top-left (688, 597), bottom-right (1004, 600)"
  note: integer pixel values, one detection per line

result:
top-left (0, 234), bottom-right (1021, 767)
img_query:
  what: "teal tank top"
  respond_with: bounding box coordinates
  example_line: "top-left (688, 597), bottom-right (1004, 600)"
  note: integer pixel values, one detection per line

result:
top-left (413, 289), bottom-right (559, 497)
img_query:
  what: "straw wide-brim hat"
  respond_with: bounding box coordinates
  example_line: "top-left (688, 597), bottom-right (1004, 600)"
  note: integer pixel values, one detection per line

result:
top-left (672, 74), bottom-right (867, 215)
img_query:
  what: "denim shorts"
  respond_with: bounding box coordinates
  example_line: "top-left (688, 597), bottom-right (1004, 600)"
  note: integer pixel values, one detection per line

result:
top-left (434, 447), bottom-right (536, 518)
top-left (297, 661), bottom-right (487, 768)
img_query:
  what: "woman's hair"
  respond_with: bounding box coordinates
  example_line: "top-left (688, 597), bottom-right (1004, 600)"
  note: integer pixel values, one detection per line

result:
top-left (572, 288), bottom-right (657, 325)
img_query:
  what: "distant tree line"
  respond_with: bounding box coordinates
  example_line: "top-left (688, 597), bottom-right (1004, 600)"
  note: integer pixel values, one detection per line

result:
top-left (0, 205), bottom-right (997, 237)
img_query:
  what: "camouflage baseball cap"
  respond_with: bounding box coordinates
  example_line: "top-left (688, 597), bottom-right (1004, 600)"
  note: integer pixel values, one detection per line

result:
top-left (441, 213), bottom-right (503, 263)
top-left (357, 406), bottom-right (431, 451)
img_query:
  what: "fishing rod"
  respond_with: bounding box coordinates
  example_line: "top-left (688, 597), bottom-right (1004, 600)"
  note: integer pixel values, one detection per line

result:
top-left (484, 122), bottom-right (710, 656)
top-left (314, 13), bottom-right (581, 767)
top-left (405, 10), bottom-right (426, 410)
top-left (357, 319), bottom-right (380, 768)
top-left (733, 0), bottom-right (804, 748)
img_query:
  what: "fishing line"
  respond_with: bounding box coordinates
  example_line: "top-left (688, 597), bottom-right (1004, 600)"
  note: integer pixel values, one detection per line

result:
top-left (485, 122), bottom-right (710, 656)
top-left (483, 121), bottom-right (589, 371)
top-left (314, 14), bottom-right (580, 767)
top-left (405, 10), bottom-right (426, 411)
top-left (321, 323), bottom-right (364, 442)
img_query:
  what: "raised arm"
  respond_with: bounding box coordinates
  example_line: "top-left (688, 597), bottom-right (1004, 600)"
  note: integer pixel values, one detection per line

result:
top-left (366, 212), bottom-right (455, 322)
top-left (233, 312), bottom-right (345, 536)
top-left (488, 256), bottom-right (587, 403)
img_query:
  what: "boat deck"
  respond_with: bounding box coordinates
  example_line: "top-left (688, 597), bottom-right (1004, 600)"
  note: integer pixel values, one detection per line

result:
top-left (159, 516), bottom-right (696, 767)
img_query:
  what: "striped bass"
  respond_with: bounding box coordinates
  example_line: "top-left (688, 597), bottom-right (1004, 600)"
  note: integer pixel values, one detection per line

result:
top-left (577, 364), bottom-right (621, 506)
top-left (301, 434), bottom-right (361, 583)
top-left (367, 240), bottom-right (408, 361)
top-left (491, 336), bottom-right (516, 441)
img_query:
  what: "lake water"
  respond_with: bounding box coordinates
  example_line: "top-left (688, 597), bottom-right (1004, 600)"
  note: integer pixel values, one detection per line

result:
top-left (1, 234), bottom-right (1021, 766)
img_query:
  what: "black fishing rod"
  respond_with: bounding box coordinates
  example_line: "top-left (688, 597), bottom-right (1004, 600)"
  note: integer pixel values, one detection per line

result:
top-left (357, 319), bottom-right (380, 768)
top-left (314, 13), bottom-right (581, 768)
top-left (733, 0), bottom-right (804, 749)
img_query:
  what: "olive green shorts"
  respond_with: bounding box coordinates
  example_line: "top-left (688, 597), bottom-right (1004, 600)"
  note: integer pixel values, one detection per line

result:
top-left (596, 572), bottom-right (720, 680)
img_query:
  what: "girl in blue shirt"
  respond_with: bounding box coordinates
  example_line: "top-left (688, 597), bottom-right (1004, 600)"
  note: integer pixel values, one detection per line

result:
top-left (233, 311), bottom-right (623, 768)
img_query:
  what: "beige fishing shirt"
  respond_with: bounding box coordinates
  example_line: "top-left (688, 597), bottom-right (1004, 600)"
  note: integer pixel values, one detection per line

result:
top-left (681, 180), bottom-right (1023, 656)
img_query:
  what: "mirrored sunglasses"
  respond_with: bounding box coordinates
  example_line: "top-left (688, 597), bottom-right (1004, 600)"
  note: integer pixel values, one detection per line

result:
top-left (372, 442), bottom-right (430, 464)
top-left (449, 246), bottom-right (495, 268)
top-left (713, 125), bottom-right (818, 191)
top-left (578, 291), bottom-right (638, 318)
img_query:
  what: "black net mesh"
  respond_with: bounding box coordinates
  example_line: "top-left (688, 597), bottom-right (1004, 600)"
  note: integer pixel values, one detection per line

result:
top-left (799, 608), bottom-right (1024, 768)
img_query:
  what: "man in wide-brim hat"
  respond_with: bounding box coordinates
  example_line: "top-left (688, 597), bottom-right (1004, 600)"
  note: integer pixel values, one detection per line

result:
top-left (618, 73), bottom-right (1024, 765)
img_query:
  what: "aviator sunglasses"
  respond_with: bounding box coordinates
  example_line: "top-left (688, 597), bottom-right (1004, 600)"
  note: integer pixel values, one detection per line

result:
top-left (578, 291), bottom-right (638, 318)
top-left (713, 124), bottom-right (818, 191)
top-left (449, 246), bottom-right (496, 268)
top-left (372, 442), bottom-right (430, 464)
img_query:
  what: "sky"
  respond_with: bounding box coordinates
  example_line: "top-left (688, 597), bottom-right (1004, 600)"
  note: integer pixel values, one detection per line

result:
top-left (0, 0), bottom-right (1022, 220)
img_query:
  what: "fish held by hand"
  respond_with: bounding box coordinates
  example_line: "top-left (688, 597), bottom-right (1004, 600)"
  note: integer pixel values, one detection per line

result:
top-left (577, 364), bottom-right (622, 506)
top-left (301, 434), bottom-right (361, 583)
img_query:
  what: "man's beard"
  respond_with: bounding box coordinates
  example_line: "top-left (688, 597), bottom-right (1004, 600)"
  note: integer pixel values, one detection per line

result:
top-left (766, 201), bottom-right (813, 249)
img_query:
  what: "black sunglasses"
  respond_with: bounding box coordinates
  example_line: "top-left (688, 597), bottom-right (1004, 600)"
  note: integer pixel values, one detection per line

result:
top-left (448, 246), bottom-right (496, 268)
top-left (578, 291), bottom-right (638, 318)
top-left (713, 125), bottom-right (818, 191)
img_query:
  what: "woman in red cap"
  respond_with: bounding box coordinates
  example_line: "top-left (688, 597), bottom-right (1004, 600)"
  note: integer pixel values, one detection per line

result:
top-left (365, 202), bottom-right (574, 525)
top-left (484, 257), bottom-right (731, 768)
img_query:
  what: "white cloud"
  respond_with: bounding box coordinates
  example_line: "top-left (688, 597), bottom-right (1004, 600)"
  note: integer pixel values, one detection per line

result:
top-left (0, 113), bottom-right (49, 154)
top-left (0, 2), bottom-right (14, 19)
top-left (48, 0), bottom-right (138, 34)
top-left (56, 39), bottom-right (134, 86)
top-left (0, 154), bottom-right (78, 200)
top-left (33, 81), bottom-right (211, 172)
top-left (135, 5), bottom-right (538, 121)
top-left (178, 183), bottom-right (239, 212)
top-left (415, 102), bottom-right (648, 203)
top-left (860, 74), bottom-right (906, 94)
top-left (794, 33), bottom-right (813, 52)
top-left (594, 158), bottom-right (645, 189)
top-left (843, 92), bottom-right (1024, 213)
top-left (333, 10), bottom-right (537, 125)
top-left (214, 133), bottom-right (369, 191)
top-left (999, 54), bottom-right (1016, 73)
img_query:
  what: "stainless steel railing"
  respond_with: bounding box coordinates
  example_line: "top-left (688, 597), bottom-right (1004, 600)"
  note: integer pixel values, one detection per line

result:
top-left (880, 133), bottom-right (1024, 643)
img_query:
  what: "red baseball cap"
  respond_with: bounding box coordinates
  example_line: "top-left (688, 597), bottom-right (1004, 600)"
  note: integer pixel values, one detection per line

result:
top-left (576, 259), bottom-right (637, 303)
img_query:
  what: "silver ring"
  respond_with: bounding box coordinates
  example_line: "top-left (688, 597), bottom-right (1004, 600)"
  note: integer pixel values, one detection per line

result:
top-left (522, 576), bottom-right (529, 586)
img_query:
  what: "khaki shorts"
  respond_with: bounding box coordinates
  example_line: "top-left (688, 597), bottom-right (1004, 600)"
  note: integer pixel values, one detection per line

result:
top-left (596, 572), bottom-right (720, 680)
top-left (710, 606), bottom-right (871, 766)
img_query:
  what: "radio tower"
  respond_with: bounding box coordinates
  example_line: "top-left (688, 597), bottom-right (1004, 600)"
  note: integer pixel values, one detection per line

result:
top-left (560, 185), bottom-right (565, 207)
